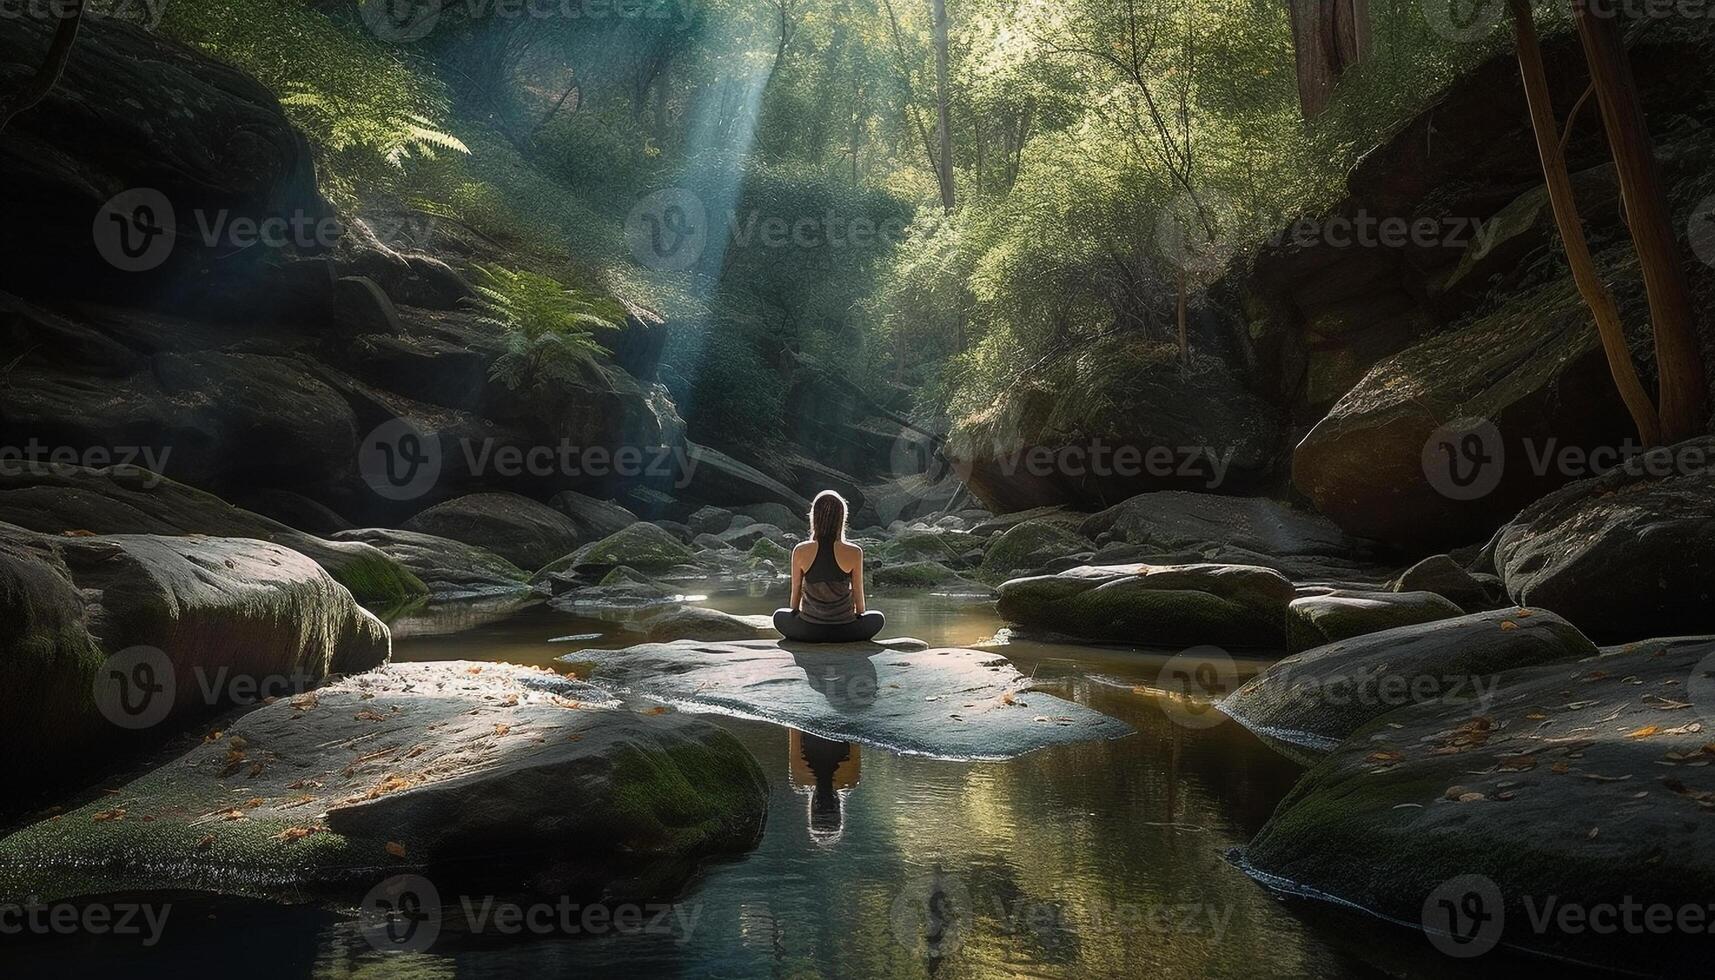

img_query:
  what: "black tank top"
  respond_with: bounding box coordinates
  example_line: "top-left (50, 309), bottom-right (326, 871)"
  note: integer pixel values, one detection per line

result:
top-left (799, 539), bottom-right (856, 624)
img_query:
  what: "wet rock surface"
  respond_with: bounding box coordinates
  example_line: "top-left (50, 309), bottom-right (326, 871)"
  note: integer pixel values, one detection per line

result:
top-left (1224, 608), bottom-right (1598, 755)
top-left (1242, 637), bottom-right (1715, 974)
top-left (0, 662), bottom-right (769, 904)
top-left (566, 639), bottom-right (1132, 759)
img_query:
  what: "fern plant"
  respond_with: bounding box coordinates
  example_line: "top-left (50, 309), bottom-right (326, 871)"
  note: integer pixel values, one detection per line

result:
top-left (471, 265), bottom-right (624, 399)
top-left (280, 87), bottom-right (469, 169)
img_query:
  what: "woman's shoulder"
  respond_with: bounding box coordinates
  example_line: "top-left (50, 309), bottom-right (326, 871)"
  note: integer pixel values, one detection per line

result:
top-left (834, 539), bottom-right (863, 559)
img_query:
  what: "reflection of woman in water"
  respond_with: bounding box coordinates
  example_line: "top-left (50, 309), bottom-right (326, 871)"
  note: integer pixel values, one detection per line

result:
top-left (789, 729), bottom-right (861, 843)
top-left (774, 491), bottom-right (885, 643)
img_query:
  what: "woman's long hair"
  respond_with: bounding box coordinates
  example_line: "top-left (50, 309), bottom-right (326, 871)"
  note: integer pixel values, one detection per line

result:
top-left (809, 490), bottom-right (848, 544)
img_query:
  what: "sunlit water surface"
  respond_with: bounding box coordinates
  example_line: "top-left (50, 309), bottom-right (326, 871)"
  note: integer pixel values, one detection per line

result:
top-left (6, 585), bottom-right (1555, 978)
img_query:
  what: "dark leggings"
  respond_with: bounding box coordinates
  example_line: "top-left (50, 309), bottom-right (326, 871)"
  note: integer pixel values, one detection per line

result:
top-left (773, 609), bottom-right (886, 643)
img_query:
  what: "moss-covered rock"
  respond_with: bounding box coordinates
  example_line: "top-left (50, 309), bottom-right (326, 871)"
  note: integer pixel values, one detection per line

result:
top-left (403, 492), bottom-right (584, 573)
top-left (871, 560), bottom-right (986, 591)
top-left (334, 527), bottom-right (529, 601)
top-left (0, 464), bottom-right (426, 606)
top-left (534, 522), bottom-right (696, 582)
top-left (1241, 637), bottom-right (1715, 974)
top-left (1225, 608), bottom-right (1596, 756)
top-left (1292, 261), bottom-right (1637, 550)
top-left (1489, 436), bottom-right (1715, 641)
top-left (1286, 589), bottom-right (1464, 653)
top-left (0, 661), bottom-right (768, 904)
top-left (744, 537), bottom-right (792, 568)
top-left (1390, 553), bottom-right (1502, 612)
top-left (995, 562), bottom-right (1296, 648)
top-left (978, 518), bottom-right (1091, 580)
top-left (1, 521), bottom-right (389, 790)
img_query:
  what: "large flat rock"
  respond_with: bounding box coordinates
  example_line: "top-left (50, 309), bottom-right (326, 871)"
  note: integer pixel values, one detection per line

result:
top-left (0, 662), bottom-right (768, 904)
top-left (1241, 637), bottom-right (1715, 974)
top-left (564, 639), bottom-right (1133, 760)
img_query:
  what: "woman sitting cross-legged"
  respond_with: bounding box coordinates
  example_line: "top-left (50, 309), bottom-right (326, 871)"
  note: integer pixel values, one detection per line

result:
top-left (773, 491), bottom-right (885, 643)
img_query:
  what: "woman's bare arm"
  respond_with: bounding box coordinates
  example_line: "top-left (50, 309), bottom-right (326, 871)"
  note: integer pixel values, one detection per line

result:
top-left (788, 543), bottom-right (805, 611)
top-left (850, 544), bottom-right (866, 615)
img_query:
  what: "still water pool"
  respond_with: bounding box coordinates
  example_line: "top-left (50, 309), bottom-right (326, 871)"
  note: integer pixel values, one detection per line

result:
top-left (3, 587), bottom-right (1552, 978)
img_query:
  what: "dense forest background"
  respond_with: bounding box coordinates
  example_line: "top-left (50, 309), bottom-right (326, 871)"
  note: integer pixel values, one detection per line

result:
top-left (118, 0), bottom-right (1528, 457)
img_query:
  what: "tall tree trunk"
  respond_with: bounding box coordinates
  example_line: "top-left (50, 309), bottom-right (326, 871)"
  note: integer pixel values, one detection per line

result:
top-left (1509, 0), bottom-right (1659, 444)
top-left (1287, 0), bottom-right (1370, 119)
top-left (1572, 6), bottom-right (1708, 441)
top-left (932, 0), bottom-right (956, 213)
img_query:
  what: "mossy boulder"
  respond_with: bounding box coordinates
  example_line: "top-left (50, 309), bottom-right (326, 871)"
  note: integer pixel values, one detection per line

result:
top-left (0, 662), bottom-right (769, 904)
top-left (745, 537), bottom-right (792, 568)
top-left (878, 527), bottom-right (983, 568)
top-left (946, 339), bottom-right (1285, 512)
top-left (1292, 265), bottom-right (1636, 550)
top-left (871, 560), bottom-right (986, 591)
top-left (333, 528), bottom-right (529, 601)
top-left (0, 464), bottom-right (425, 606)
top-left (1241, 637), bottom-right (1715, 974)
top-left (534, 522), bottom-right (696, 582)
top-left (1489, 436), bottom-right (1715, 641)
top-left (1224, 608), bottom-right (1597, 756)
top-left (404, 492), bottom-right (584, 573)
top-left (978, 519), bottom-right (1091, 580)
top-left (628, 606), bottom-right (776, 642)
top-left (1, 522), bottom-right (389, 790)
top-left (1286, 589), bottom-right (1464, 653)
top-left (1390, 554), bottom-right (1502, 612)
top-left (995, 562), bottom-right (1297, 648)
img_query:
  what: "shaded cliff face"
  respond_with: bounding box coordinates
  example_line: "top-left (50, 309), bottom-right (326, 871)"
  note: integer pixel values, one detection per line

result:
top-left (1237, 20), bottom-right (1713, 425)
top-left (0, 17), bottom-right (686, 529)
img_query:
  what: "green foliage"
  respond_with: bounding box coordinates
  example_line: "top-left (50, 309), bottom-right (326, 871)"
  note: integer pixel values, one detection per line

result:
top-left (158, 0), bottom-right (464, 205)
top-left (472, 265), bottom-right (624, 398)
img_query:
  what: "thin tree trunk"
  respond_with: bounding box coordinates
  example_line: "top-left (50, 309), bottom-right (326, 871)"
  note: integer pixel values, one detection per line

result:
top-left (1176, 269), bottom-right (1189, 364)
top-left (0, 1), bottom-right (84, 132)
top-left (1287, 0), bottom-right (1370, 119)
top-left (932, 0), bottom-right (956, 212)
top-left (1572, 5), bottom-right (1707, 441)
top-left (1510, 0), bottom-right (1659, 444)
